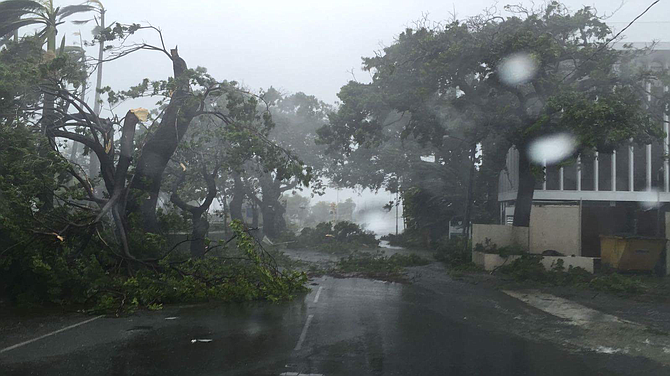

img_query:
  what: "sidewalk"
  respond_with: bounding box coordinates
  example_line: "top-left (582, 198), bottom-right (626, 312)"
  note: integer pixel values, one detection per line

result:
top-left (542, 285), bottom-right (670, 334)
top-left (451, 265), bottom-right (670, 334)
top-left (502, 288), bottom-right (670, 365)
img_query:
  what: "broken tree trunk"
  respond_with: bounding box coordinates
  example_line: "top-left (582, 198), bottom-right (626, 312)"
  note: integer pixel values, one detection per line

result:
top-left (170, 166), bottom-right (218, 258)
top-left (128, 48), bottom-right (199, 233)
top-left (258, 176), bottom-right (287, 239)
top-left (230, 174), bottom-right (245, 222)
top-left (98, 111), bottom-right (140, 259)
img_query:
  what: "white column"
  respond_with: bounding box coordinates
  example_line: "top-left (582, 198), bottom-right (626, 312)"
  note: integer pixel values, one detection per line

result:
top-left (559, 166), bottom-right (564, 190)
top-left (500, 203), bottom-right (505, 225)
top-left (647, 144), bottom-right (652, 191)
top-left (611, 150), bottom-right (616, 191)
top-left (594, 152), bottom-right (599, 191)
top-left (646, 78), bottom-right (653, 191)
top-left (629, 143), bottom-right (634, 191)
top-left (577, 155), bottom-right (582, 191)
top-left (542, 158), bottom-right (547, 190)
top-left (665, 79), bottom-right (669, 192)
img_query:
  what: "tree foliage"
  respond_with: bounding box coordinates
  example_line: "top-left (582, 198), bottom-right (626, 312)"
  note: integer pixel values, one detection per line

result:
top-left (0, 20), bottom-right (310, 309)
top-left (319, 1), bottom-right (667, 230)
top-left (236, 89), bottom-right (331, 239)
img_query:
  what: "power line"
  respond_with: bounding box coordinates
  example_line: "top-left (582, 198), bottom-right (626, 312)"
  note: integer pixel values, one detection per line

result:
top-left (608, 21), bottom-right (670, 24)
top-left (561, 0), bottom-right (661, 83)
top-left (606, 0), bottom-right (660, 43)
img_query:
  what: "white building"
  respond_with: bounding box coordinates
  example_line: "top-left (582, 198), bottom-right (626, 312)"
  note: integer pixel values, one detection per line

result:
top-left (498, 43), bottom-right (670, 257)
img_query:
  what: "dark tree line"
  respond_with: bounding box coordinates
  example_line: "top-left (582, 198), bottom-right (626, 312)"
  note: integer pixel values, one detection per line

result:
top-left (317, 2), bottom-right (668, 245)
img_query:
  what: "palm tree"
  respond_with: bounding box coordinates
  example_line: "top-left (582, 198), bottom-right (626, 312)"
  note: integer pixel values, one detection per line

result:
top-left (0, 0), bottom-right (95, 127)
top-left (54, 0), bottom-right (107, 183)
top-left (0, 0), bottom-right (94, 131)
top-left (0, 0), bottom-right (94, 209)
top-left (0, 1), bottom-right (95, 51)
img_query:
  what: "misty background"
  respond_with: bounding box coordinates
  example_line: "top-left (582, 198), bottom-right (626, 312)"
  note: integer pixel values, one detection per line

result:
top-left (32, 0), bottom-right (670, 236)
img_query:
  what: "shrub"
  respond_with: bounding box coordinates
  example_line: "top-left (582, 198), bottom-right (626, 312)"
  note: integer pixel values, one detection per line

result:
top-left (590, 273), bottom-right (646, 294)
top-left (337, 250), bottom-right (430, 277)
top-left (293, 221), bottom-right (378, 253)
top-left (338, 251), bottom-right (402, 275)
top-left (275, 230), bottom-right (298, 244)
top-left (433, 237), bottom-right (476, 268)
top-left (499, 254), bottom-right (547, 282)
top-left (473, 238), bottom-right (526, 257)
top-left (1, 220), bottom-right (308, 313)
top-left (381, 232), bottom-right (426, 249)
top-left (499, 254), bottom-right (645, 295)
top-left (332, 221), bottom-right (378, 245)
top-left (550, 261), bottom-right (592, 286)
top-left (389, 253), bottom-right (431, 267)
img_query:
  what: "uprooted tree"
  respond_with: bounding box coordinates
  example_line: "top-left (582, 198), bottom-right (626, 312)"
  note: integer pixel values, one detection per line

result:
top-left (0, 21), bottom-right (308, 310)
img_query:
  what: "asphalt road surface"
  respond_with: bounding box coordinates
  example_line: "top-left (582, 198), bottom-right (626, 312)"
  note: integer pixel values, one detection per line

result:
top-left (1, 264), bottom-right (668, 375)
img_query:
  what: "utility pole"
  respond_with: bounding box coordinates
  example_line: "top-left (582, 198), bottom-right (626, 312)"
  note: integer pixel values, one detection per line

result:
top-left (462, 144), bottom-right (477, 253)
top-left (70, 30), bottom-right (86, 162)
top-left (336, 188), bottom-right (339, 221)
top-left (90, 4), bottom-right (106, 194)
top-left (395, 190), bottom-right (399, 236)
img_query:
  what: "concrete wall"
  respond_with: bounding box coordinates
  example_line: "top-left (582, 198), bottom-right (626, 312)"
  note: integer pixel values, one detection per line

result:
top-left (529, 204), bottom-right (581, 256)
top-left (539, 256), bottom-right (596, 273)
top-left (472, 252), bottom-right (596, 273)
top-left (472, 252), bottom-right (521, 271)
top-left (472, 224), bottom-right (529, 251)
top-left (471, 250), bottom-right (485, 268)
top-left (476, 205), bottom-right (579, 255)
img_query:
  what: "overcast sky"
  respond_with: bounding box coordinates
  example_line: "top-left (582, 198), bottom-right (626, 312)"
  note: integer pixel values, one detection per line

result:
top-left (48, 0), bottom-right (670, 224)
top-left (57, 0), bottom-right (670, 108)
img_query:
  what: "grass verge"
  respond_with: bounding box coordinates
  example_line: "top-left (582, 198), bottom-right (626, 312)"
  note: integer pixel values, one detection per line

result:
top-left (335, 251), bottom-right (431, 281)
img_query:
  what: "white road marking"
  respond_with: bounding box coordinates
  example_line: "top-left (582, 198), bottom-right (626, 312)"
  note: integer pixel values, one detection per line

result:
top-left (313, 286), bottom-right (323, 303)
top-left (280, 373), bottom-right (324, 376)
top-left (294, 314), bottom-right (314, 351)
top-left (0, 315), bottom-right (105, 354)
top-left (190, 339), bottom-right (213, 343)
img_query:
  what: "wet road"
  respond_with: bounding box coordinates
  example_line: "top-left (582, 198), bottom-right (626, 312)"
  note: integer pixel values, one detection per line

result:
top-left (1, 268), bottom-right (668, 375)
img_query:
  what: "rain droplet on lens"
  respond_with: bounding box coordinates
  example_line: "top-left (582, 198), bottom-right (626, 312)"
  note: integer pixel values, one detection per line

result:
top-left (498, 52), bottom-right (538, 86)
top-left (527, 133), bottom-right (576, 165)
top-left (639, 189), bottom-right (661, 211)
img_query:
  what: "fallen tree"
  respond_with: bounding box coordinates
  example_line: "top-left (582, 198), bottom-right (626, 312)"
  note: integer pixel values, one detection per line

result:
top-left (0, 24), bottom-right (308, 310)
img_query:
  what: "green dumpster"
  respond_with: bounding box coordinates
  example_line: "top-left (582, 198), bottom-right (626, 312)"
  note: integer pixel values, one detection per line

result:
top-left (600, 235), bottom-right (665, 271)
